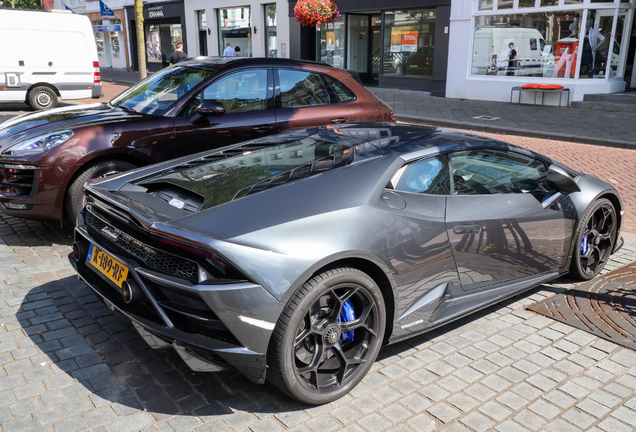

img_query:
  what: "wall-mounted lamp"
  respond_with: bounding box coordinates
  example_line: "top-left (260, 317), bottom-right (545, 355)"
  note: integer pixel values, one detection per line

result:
top-left (207, 28), bottom-right (211, 35)
top-left (254, 26), bottom-right (257, 34)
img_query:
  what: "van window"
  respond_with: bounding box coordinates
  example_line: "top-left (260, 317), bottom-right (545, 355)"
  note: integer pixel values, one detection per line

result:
top-left (530, 38), bottom-right (537, 50)
top-left (540, 39), bottom-right (546, 52)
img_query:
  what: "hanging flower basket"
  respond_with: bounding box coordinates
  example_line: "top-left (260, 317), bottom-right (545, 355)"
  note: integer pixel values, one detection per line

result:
top-left (294, 0), bottom-right (340, 28)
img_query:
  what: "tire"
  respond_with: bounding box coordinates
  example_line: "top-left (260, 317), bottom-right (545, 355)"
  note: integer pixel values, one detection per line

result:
top-left (66, 160), bottom-right (137, 223)
top-left (267, 267), bottom-right (386, 405)
top-left (569, 198), bottom-right (617, 281)
top-left (28, 86), bottom-right (58, 110)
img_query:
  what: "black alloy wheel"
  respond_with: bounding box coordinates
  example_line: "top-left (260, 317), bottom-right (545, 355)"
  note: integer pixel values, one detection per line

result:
top-left (267, 268), bottom-right (385, 404)
top-left (570, 198), bottom-right (617, 280)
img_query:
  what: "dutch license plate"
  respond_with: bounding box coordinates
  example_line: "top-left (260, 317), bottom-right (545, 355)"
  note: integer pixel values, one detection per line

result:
top-left (87, 243), bottom-right (129, 287)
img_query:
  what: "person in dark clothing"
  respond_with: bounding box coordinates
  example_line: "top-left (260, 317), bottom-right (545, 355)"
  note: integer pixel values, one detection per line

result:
top-left (507, 42), bottom-right (518, 76)
top-left (170, 40), bottom-right (187, 65)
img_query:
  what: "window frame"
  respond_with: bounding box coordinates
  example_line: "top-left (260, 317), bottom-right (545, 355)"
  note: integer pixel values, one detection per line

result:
top-left (273, 68), bottom-right (358, 110)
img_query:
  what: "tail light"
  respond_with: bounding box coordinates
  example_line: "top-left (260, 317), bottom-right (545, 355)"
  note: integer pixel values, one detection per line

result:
top-left (491, 55), bottom-right (497, 69)
top-left (384, 111), bottom-right (396, 123)
top-left (93, 61), bottom-right (101, 84)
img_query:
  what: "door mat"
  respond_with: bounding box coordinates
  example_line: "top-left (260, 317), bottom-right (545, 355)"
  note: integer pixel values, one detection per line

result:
top-left (527, 262), bottom-right (636, 351)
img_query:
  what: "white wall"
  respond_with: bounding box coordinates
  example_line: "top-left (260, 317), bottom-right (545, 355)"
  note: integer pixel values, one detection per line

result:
top-left (446, 2), bottom-right (626, 104)
top-left (183, 0), bottom-right (289, 58)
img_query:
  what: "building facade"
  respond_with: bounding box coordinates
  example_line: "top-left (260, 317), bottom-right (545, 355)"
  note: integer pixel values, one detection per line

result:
top-left (183, 0), bottom-right (290, 59)
top-left (289, 0), bottom-right (451, 96)
top-left (124, 0), bottom-right (187, 72)
top-left (447, 0), bottom-right (636, 102)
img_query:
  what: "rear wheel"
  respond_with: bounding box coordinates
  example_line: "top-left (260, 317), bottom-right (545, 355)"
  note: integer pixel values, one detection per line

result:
top-left (28, 86), bottom-right (58, 110)
top-left (267, 268), bottom-right (385, 405)
top-left (66, 160), bottom-right (136, 223)
top-left (569, 198), bottom-right (617, 280)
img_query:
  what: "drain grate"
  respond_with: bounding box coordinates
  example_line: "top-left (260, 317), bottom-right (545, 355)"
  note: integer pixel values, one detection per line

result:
top-left (472, 115), bottom-right (501, 120)
top-left (528, 262), bottom-right (636, 350)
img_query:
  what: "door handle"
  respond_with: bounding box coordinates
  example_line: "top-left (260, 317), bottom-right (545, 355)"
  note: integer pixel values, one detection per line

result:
top-left (453, 225), bottom-right (482, 235)
top-left (252, 125), bottom-right (274, 133)
top-left (330, 117), bottom-right (349, 124)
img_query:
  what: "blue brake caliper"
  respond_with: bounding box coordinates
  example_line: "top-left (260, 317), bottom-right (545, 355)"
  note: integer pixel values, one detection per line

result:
top-left (338, 300), bottom-right (356, 343)
top-left (581, 225), bottom-right (588, 261)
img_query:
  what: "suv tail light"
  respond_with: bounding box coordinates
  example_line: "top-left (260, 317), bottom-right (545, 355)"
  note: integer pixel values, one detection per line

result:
top-left (93, 61), bottom-right (101, 84)
top-left (384, 111), bottom-right (396, 123)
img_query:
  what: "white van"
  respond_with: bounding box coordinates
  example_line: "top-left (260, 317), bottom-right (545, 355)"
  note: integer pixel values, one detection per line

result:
top-left (473, 27), bottom-right (555, 77)
top-left (0, 9), bottom-right (101, 110)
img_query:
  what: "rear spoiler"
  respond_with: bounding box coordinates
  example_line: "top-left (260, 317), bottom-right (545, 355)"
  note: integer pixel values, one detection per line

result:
top-left (346, 70), bottom-right (363, 85)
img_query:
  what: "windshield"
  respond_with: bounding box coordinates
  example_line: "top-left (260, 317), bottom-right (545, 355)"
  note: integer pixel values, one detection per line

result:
top-left (140, 137), bottom-right (355, 211)
top-left (110, 65), bottom-right (221, 116)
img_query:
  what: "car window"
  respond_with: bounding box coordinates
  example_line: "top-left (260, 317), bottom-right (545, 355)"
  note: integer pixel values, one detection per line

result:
top-left (278, 69), bottom-right (331, 108)
top-left (450, 149), bottom-right (551, 195)
top-left (322, 74), bottom-right (355, 103)
top-left (200, 69), bottom-right (269, 113)
top-left (392, 155), bottom-right (451, 195)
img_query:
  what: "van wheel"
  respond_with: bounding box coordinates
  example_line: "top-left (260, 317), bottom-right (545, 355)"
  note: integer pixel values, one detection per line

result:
top-left (28, 86), bottom-right (58, 110)
top-left (66, 160), bottom-right (137, 224)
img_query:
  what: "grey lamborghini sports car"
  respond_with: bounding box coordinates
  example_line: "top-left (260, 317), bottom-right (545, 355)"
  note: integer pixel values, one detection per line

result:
top-left (69, 123), bottom-right (624, 404)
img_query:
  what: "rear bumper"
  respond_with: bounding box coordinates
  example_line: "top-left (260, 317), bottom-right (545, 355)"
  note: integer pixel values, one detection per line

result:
top-left (69, 224), bottom-right (277, 384)
top-left (92, 84), bottom-right (102, 99)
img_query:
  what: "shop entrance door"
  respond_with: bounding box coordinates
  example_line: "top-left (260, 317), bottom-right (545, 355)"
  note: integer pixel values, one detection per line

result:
top-left (346, 14), bottom-right (381, 84)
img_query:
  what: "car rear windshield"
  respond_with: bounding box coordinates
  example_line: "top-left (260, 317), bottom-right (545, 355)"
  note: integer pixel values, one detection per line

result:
top-left (140, 137), bottom-right (354, 211)
top-left (110, 65), bottom-right (221, 115)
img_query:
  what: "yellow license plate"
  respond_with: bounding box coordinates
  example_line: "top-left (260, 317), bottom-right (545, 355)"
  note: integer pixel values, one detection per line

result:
top-left (87, 243), bottom-right (129, 287)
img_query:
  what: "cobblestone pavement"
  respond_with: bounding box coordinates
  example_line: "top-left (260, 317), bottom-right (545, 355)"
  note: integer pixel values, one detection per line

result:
top-left (1, 204), bottom-right (636, 430)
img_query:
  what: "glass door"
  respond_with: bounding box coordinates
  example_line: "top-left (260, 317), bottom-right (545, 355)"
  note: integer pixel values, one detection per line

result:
top-left (345, 14), bottom-right (381, 84)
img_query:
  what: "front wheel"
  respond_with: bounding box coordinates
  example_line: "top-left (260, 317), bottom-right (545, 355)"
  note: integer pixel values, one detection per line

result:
top-left (66, 160), bottom-right (137, 223)
top-left (569, 198), bottom-right (617, 280)
top-left (267, 268), bottom-right (386, 405)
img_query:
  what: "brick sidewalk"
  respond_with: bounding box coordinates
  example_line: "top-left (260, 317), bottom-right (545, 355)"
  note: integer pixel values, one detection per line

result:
top-left (0, 214), bottom-right (636, 432)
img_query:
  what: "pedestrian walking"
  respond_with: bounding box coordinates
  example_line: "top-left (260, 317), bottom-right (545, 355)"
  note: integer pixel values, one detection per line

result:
top-left (169, 40), bottom-right (187, 65)
top-left (223, 42), bottom-right (236, 57)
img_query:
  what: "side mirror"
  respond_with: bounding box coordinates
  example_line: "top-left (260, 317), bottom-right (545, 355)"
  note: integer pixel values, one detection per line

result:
top-left (196, 101), bottom-right (225, 116)
top-left (546, 164), bottom-right (580, 195)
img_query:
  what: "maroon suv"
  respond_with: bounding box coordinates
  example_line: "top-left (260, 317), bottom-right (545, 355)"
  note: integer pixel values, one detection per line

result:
top-left (0, 58), bottom-right (394, 222)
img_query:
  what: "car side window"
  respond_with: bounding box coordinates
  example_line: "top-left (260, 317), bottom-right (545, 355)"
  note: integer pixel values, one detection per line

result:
top-left (322, 74), bottom-right (355, 103)
top-left (277, 69), bottom-right (331, 108)
top-left (392, 155), bottom-right (451, 195)
top-left (178, 69), bottom-right (269, 117)
top-left (449, 149), bottom-right (551, 195)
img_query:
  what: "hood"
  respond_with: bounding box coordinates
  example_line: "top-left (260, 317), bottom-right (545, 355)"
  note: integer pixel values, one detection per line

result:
top-left (0, 103), bottom-right (143, 151)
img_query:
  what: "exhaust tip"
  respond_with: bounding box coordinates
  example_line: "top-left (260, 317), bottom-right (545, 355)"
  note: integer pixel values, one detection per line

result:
top-left (122, 279), bottom-right (143, 304)
top-left (73, 241), bottom-right (88, 262)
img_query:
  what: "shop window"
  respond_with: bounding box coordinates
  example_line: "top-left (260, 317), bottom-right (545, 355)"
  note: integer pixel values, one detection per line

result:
top-left (382, 9), bottom-right (436, 77)
top-left (198, 10), bottom-right (208, 56)
top-left (498, 0), bottom-right (513, 10)
top-left (218, 7), bottom-right (252, 57)
top-left (277, 70), bottom-right (330, 108)
top-left (316, 17), bottom-right (345, 68)
top-left (478, 0), bottom-right (493, 11)
top-left (518, 0), bottom-right (536, 7)
top-left (580, 10), bottom-right (628, 79)
top-left (471, 11), bottom-right (583, 79)
top-left (265, 4), bottom-right (277, 57)
top-left (95, 32), bottom-right (105, 57)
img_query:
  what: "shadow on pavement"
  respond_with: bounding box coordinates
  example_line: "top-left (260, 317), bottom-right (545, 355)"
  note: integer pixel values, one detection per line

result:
top-left (0, 214), bottom-right (73, 250)
top-left (15, 271), bottom-right (572, 421)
